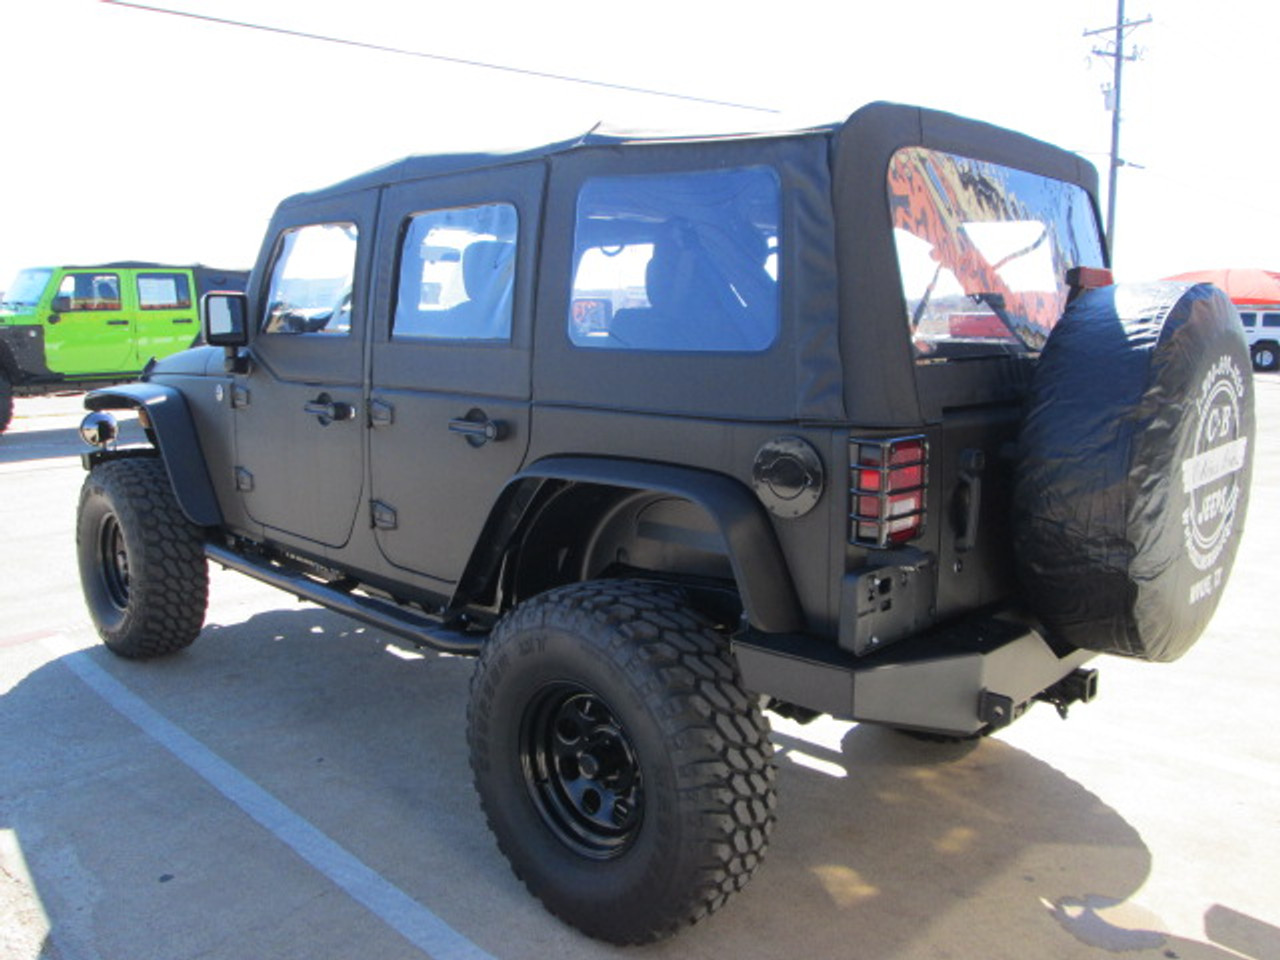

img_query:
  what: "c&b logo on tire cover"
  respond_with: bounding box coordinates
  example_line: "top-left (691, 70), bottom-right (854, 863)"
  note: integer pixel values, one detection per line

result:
top-left (1181, 355), bottom-right (1248, 585)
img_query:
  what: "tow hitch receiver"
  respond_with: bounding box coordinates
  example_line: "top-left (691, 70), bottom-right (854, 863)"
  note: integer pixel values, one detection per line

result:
top-left (1034, 667), bottom-right (1100, 720)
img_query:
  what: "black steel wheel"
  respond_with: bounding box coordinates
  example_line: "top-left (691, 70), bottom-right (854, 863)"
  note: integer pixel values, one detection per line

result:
top-left (468, 580), bottom-right (776, 944)
top-left (520, 681), bottom-right (643, 859)
top-left (77, 457), bottom-right (208, 657)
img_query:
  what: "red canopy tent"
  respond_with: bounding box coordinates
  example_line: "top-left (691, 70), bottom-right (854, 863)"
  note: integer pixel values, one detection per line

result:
top-left (1164, 268), bottom-right (1280, 305)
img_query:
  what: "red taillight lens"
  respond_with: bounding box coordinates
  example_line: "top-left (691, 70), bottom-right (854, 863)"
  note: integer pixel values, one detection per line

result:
top-left (850, 436), bottom-right (928, 546)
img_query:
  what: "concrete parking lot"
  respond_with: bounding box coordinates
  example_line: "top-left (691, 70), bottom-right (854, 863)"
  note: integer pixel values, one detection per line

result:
top-left (2, 381), bottom-right (1278, 960)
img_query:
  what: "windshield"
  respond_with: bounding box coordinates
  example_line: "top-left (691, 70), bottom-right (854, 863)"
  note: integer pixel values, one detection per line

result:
top-left (888, 148), bottom-right (1105, 360)
top-left (1, 268), bottom-right (53, 311)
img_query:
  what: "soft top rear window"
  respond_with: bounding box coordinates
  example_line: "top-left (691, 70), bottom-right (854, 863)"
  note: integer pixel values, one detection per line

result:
top-left (888, 147), bottom-right (1105, 361)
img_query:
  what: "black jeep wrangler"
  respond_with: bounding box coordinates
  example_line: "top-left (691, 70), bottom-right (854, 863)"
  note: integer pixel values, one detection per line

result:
top-left (74, 102), bottom-right (1255, 944)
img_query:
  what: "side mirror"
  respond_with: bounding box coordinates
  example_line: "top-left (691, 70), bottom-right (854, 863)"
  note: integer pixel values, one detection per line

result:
top-left (51, 296), bottom-right (71, 313)
top-left (202, 291), bottom-right (249, 347)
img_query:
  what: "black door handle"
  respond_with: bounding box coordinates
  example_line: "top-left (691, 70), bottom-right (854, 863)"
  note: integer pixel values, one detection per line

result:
top-left (954, 448), bottom-right (985, 554)
top-left (304, 394), bottom-right (354, 425)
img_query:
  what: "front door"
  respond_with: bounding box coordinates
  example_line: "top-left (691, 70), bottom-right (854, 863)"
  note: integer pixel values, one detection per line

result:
top-left (231, 193), bottom-right (375, 550)
top-left (44, 270), bottom-right (133, 374)
top-left (366, 165), bottom-right (542, 585)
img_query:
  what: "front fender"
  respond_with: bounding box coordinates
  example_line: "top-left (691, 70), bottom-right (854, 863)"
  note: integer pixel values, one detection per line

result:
top-left (506, 456), bottom-right (803, 634)
top-left (84, 383), bottom-right (222, 528)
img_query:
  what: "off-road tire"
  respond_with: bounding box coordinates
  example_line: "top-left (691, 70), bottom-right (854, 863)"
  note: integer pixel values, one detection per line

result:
top-left (0, 369), bottom-right (13, 434)
top-left (77, 456), bottom-right (208, 657)
top-left (467, 580), bottom-right (776, 945)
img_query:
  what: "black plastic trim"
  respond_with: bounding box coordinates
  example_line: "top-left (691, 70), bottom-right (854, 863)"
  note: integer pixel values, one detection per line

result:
top-left (83, 383), bottom-right (223, 527)
top-left (511, 457), bottom-right (804, 633)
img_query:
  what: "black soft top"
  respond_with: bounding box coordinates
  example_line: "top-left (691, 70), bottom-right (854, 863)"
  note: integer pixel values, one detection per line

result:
top-left (285, 102), bottom-right (1095, 205)
top-left (273, 103), bottom-right (1102, 427)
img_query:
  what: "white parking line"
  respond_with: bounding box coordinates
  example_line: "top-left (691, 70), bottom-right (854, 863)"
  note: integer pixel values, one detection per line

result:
top-left (53, 642), bottom-right (496, 960)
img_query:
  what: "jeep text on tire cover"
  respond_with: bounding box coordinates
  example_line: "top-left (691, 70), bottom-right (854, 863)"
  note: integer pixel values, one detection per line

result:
top-left (73, 102), bottom-right (1255, 944)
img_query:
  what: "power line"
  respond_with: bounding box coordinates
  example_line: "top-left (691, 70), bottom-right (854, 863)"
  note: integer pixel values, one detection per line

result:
top-left (100, 0), bottom-right (780, 115)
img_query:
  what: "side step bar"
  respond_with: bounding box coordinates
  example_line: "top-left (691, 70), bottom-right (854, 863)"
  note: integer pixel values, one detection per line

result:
top-left (205, 543), bottom-right (483, 657)
top-left (733, 616), bottom-right (1096, 737)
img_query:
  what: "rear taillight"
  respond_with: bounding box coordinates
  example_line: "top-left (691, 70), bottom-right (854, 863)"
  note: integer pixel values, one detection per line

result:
top-left (850, 436), bottom-right (928, 546)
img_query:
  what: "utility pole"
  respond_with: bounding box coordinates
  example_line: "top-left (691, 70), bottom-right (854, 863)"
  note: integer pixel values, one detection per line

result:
top-left (1085, 1), bottom-right (1151, 257)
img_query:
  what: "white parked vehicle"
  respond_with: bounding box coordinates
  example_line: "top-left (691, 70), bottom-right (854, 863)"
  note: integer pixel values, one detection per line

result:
top-left (1235, 304), bottom-right (1280, 371)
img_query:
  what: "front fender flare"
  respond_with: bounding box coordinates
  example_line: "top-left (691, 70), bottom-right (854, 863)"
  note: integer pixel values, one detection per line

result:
top-left (85, 383), bottom-right (223, 528)
top-left (504, 456), bottom-right (804, 634)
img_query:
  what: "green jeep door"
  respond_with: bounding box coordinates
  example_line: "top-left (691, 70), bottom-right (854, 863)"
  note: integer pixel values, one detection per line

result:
top-left (133, 270), bottom-right (199, 365)
top-left (44, 270), bottom-right (134, 374)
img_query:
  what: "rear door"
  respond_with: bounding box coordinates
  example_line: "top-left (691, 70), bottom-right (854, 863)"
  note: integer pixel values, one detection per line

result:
top-left (133, 269), bottom-right (199, 365)
top-left (884, 147), bottom-right (1107, 617)
top-left (366, 163), bottom-right (541, 585)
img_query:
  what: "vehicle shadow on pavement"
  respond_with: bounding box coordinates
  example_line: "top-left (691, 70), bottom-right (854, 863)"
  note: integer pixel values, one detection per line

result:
top-left (1, 607), bottom-right (1270, 960)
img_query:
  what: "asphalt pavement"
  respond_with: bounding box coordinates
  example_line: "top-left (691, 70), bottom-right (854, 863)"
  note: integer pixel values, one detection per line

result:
top-left (1, 383), bottom-right (1278, 960)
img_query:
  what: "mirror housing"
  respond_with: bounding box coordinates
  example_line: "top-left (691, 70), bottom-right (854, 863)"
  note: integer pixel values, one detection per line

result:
top-left (51, 296), bottom-right (71, 313)
top-left (202, 291), bottom-right (250, 347)
top-left (201, 291), bottom-right (251, 373)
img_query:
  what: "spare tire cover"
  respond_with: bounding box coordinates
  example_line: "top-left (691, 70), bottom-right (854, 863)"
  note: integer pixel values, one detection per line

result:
top-left (1013, 282), bottom-right (1254, 662)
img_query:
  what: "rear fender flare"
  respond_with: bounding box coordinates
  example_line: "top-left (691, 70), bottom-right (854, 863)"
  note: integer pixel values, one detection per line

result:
top-left (85, 383), bottom-right (223, 528)
top-left (487, 456), bottom-right (804, 634)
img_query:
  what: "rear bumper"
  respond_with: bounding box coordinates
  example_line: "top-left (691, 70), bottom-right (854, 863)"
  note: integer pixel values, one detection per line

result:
top-left (733, 615), bottom-right (1095, 736)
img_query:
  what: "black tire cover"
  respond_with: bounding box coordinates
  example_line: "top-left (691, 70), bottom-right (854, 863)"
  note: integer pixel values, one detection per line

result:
top-left (1013, 282), bottom-right (1255, 662)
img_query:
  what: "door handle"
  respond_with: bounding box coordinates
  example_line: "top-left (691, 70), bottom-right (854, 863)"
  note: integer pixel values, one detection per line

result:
top-left (954, 448), bottom-right (985, 554)
top-left (304, 393), bottom-right (355, 426)
top-left (448, 412), bottom-right (508, 446)
top-left (107, 319), bottom-right (129, 326)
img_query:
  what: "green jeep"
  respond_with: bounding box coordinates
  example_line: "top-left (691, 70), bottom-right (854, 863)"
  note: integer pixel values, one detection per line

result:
top-left (0, 262), bottom-right (247, 433)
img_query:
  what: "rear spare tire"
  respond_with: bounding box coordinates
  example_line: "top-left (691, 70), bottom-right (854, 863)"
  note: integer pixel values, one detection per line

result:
top-left (1014, 282), bottom-right (1254, 662)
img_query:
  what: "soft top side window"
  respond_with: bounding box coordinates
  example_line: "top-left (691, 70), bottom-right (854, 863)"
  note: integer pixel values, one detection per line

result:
top-left (263, 222), bottom-right (358, 336)
top-left (888, 147), bottom-right (1105, 361)
top-left (58, 272), bottom-right (121, 311)
top-left (137, 272), bottom-right (192, 310)
top-left (393, 202), bottom-right (518, 341)
top-left (568, 166), bottom-right (780, 353)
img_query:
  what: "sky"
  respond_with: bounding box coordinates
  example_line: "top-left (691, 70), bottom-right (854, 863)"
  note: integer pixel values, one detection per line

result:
top-left (1, 0), bottom-right (1275, 290)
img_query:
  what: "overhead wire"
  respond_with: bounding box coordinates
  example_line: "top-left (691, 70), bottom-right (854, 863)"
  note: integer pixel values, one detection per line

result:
top-left (99, 0), bottom-right (781, 115)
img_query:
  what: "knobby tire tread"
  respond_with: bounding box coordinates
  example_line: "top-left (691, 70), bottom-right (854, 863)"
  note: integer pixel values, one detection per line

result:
top-left (468, 580), bottom-right (776, 944)
top-left (78, 457), bottom-right (208, 657)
